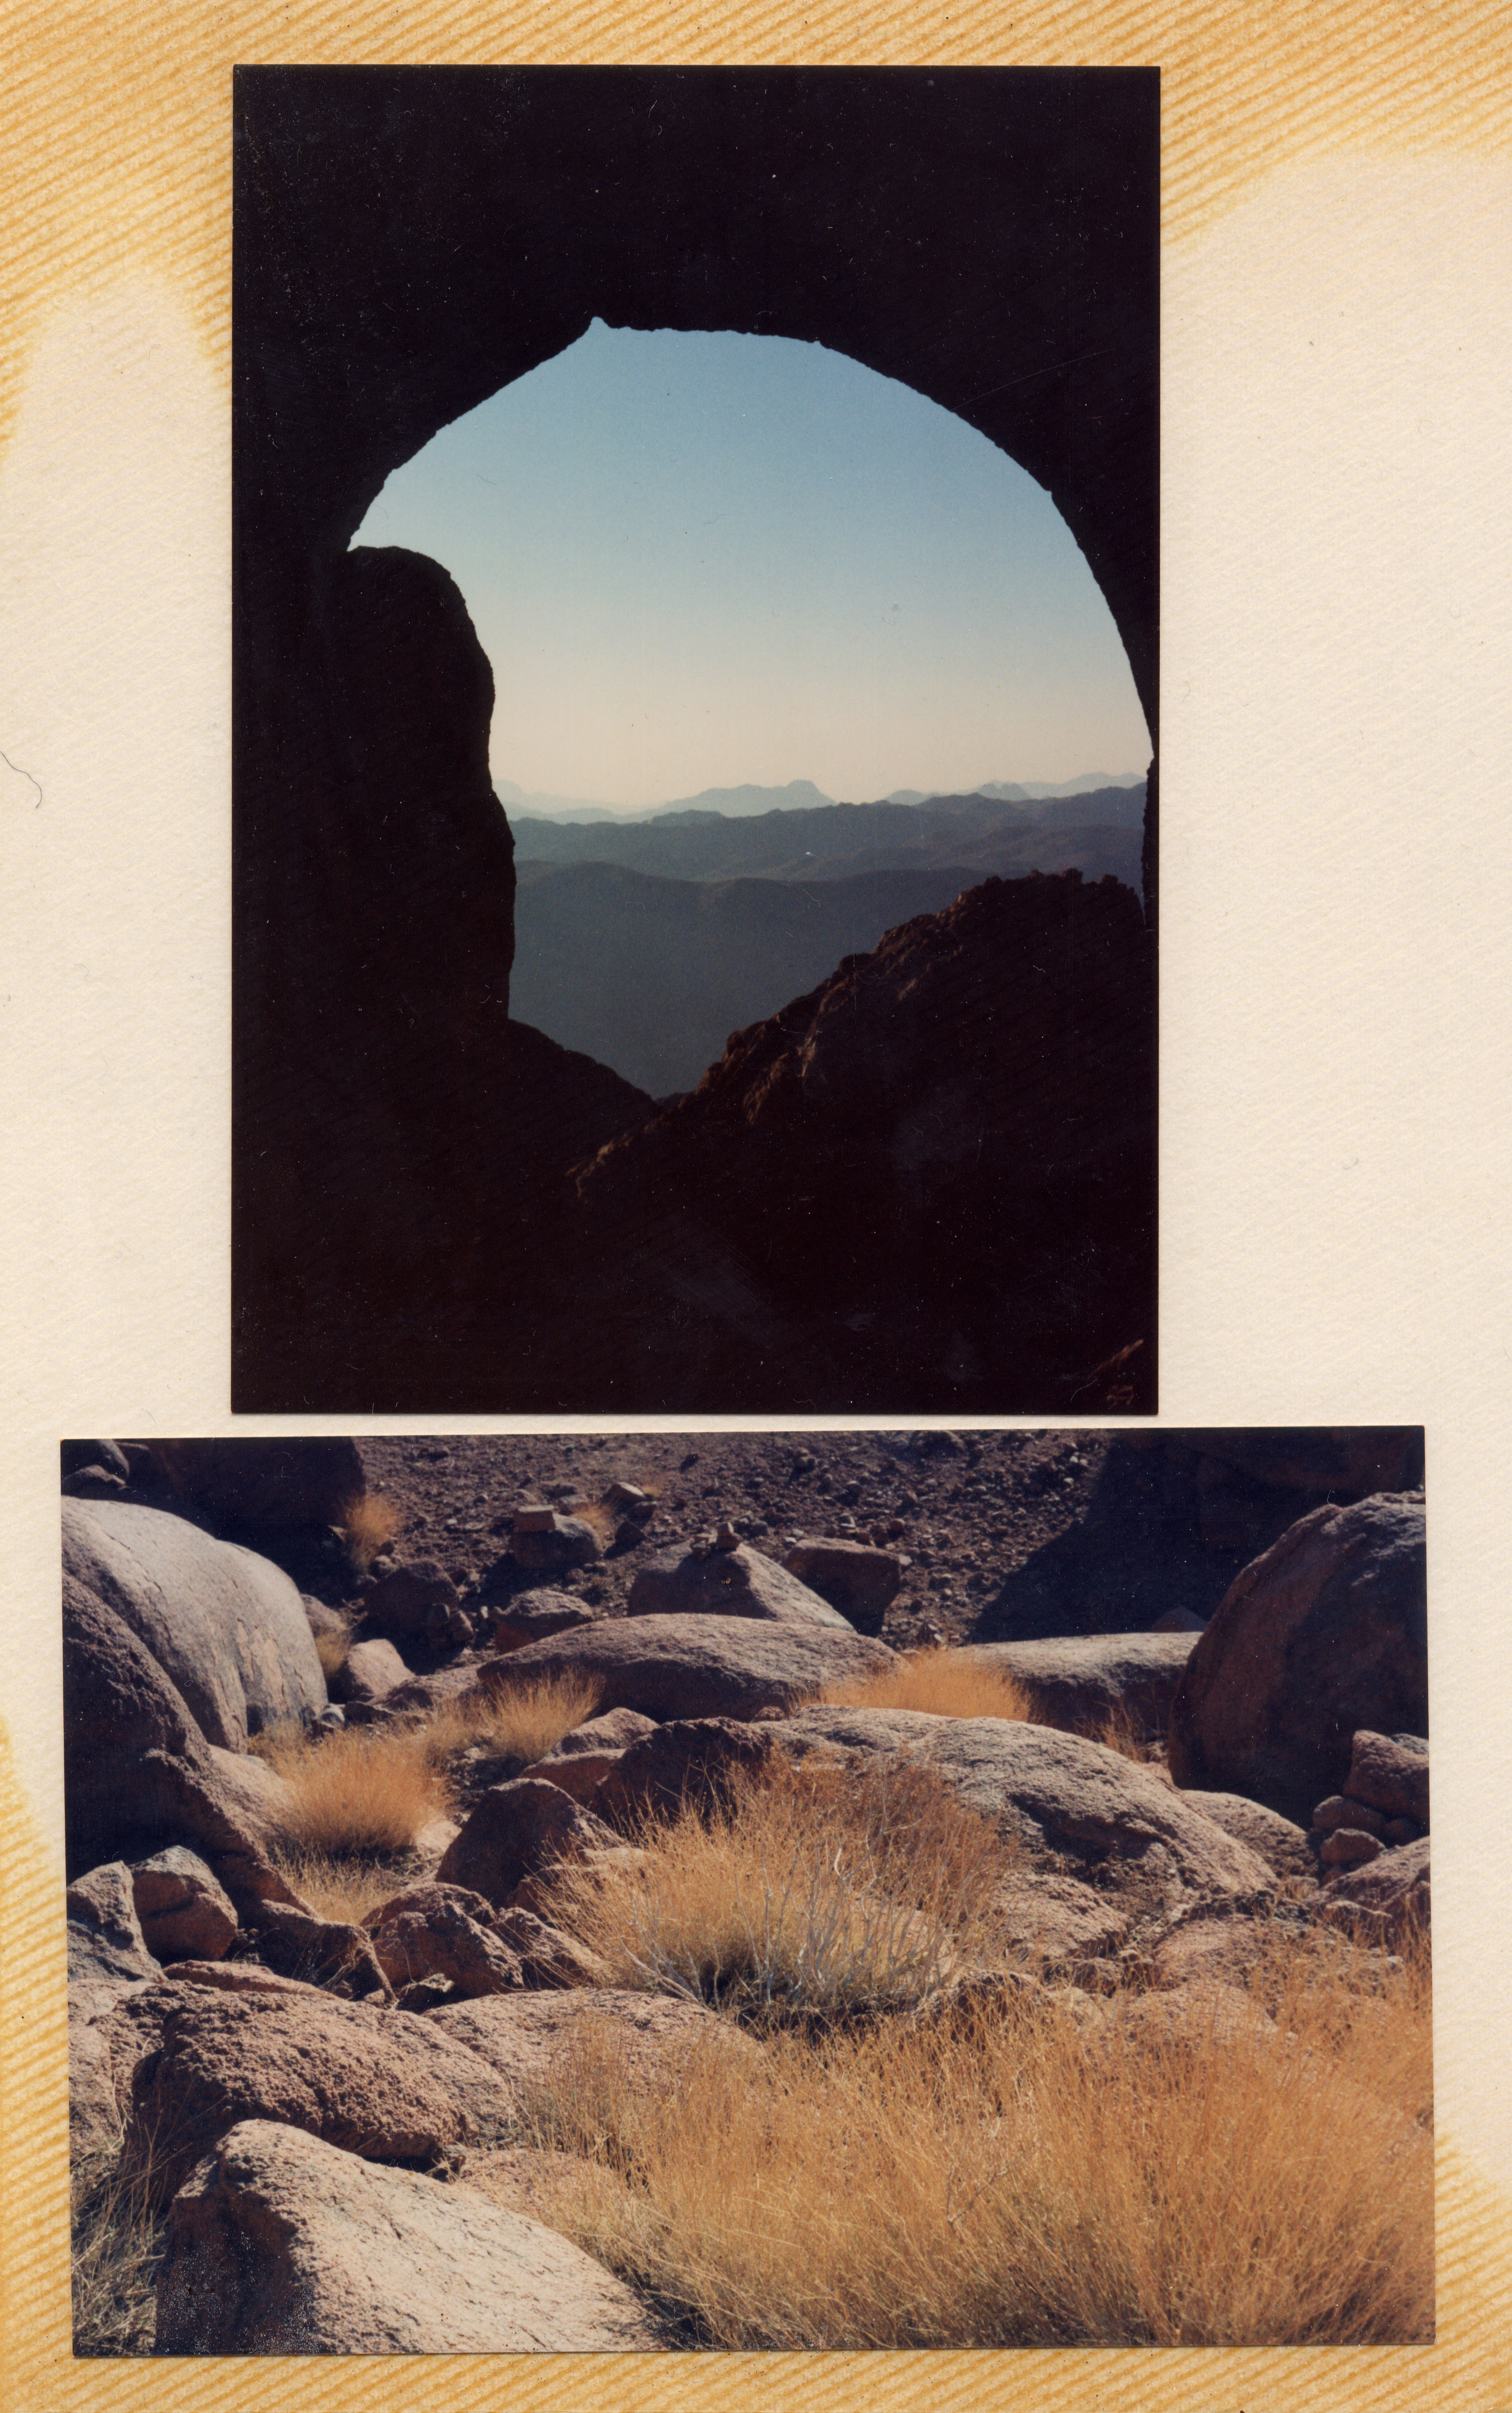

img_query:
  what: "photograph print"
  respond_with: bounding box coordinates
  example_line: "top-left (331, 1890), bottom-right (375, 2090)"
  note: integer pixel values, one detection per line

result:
top-left (64, 1428), bottom-right (1429, 2352)
top-left (233, 66), bottom-right (1159, 1414)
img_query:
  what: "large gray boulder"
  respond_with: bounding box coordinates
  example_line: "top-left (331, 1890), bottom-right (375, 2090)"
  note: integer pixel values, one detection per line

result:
top-left (476, 1612), bottom-right (896, 1723)
top-left (1167, 1494), bottom-right (1428, 1822)
top-left (485, 1587), bottom-right (601, 1652)
top-left (63, 1497), bottom-right (326, 1749)
top-left (965, 1633), bottom-right (1199, 1739)
top-left (155, 2120), bottom-right (664, 2352)
top-left (61, 1569), bottom-right (305, 1898)
top-left (628, 1541), bottom-right (855, 1628)
top-left (766, 1706), bottom-right (1275, 1904)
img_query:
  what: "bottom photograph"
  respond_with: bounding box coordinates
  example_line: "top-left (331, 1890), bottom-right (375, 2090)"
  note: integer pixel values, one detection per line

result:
top-left (61, 1427), bottom-right (1430, 2356)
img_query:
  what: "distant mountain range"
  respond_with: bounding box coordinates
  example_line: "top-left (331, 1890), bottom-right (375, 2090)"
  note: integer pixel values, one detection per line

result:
top-left (510, 784), bottom-right (1145, 886)
top-left (513, 808), bottom-right (1144, 1095)
top-left (502, 777), bottom-right (1147, 1094)
top-left (495, 773), bottom-right (1144, 823)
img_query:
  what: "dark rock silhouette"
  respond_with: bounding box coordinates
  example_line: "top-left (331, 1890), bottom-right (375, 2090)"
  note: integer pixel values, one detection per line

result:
top-left (512, 842), bottom-right (1144, 1096)
top-left (566, 871), bottom-right (1155, 1410)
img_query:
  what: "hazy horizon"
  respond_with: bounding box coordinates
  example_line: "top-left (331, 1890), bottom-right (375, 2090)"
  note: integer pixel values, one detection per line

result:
top-left (351, 322), bottom-right (1151, 809)
top-left (495, 769), bottom-right (1147, 822)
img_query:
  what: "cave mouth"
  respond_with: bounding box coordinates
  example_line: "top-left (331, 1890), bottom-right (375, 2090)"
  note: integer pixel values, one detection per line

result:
top-left (349, 318), bottom-right (1151, 823)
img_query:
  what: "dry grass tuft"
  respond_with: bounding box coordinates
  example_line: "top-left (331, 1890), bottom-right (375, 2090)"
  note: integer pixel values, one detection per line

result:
top-left (1078, 1701), bottom-right (1164, 1763)
top-left (71, 2143), bottom-right (164, 2356)
top-left (425, 1671), bottom-right (605, 1775)
top-left (537, 1757), bottom-right (1020, 2033)
top-left (263, 1844), bottom-right (422, 1928)
top-left (574, 1497), bottom-right (620, 1547)
top-left (340, 1491), bottom-right (402, 1574)
top-left (312, 1615), bottom-right (353, 1683)
top-left (514, 1919), bottom-right (1433, 2349)
top-left (249, 1674), bottom-right (603, 1872)
top-left (819, 1645), bottom-right (1032, 1723)
top-left (251, 1722), bottom-right (446, 1856)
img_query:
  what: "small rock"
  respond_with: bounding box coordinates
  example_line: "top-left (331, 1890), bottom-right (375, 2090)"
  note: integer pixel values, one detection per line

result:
top-left (780, 1537), bottom-right (902, 1636)
top-left (333, 1637), bottom-right (412, 1704)
top-left (62, 1439), bottom-right (131, 1480)
top-left (67, 1861), bottom-right (162, 1996)
top-left (129, 1848), bottom-right (238, 1963)
top-left (438, 1780), bottom-right (620, 1910)
top-left (1344, 1729), bottom-right (1429, 1825)
top-left (364, 1883), bottom-right (524, 1999)
top-left (604, 1482), bottom-right (653, 1517)
top-left (511, 1514), bottom-right (602, 1575)
top-left (361, 1562), bottom-right (461, 1645)
top-left (628, 1542), bottom-right (853, 1629)
top-left (1318, 1827), bottom-right (1384, 1868)
top-left (1311, 1795), bottom-right (1391, 1840)
top-left (240, 1900), bottom-right (392, 1999)
top-left (426, 1599), bottom-right (476, 1653)
top-left (910, 1431), bottom-right (967, 1459)
top-left (1320, 1835), bottom-right (1429, 1943)
top-left (519, 1707), bottom-right (658, 1802)
top-left (63, 1467), bottom-right (131, 1500)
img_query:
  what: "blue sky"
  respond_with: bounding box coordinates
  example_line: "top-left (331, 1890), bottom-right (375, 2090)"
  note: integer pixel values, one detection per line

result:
top-left (352, 321), bottom-right (1150, 810)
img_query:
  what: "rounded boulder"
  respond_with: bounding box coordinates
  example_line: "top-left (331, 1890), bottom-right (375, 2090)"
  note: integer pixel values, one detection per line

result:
top-left (1167, 1493), bottom-right (1428, 1824)
top-left (63, 1497), bottom-right (326, 1750)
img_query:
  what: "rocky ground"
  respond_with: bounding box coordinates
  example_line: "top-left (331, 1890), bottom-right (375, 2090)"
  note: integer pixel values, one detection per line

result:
top-left (59, 1429), bottom-right (1431, 2357)
top-left (356, 1428), bottom-right (1110, 1648)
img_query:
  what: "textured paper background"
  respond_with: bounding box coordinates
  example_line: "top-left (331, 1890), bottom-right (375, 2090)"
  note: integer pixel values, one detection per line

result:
top-left (2, 6), bottom-right (1510, 2406)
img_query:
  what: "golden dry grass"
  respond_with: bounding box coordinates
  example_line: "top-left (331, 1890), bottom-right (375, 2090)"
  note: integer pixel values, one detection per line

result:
top-left (574, 1497), bottom-right (620, 1547)
top-left (514, 1918), bottom-right (1433, 2349)
top-left (339, 1491), bottom-right (402, 1574)
top-left (818, 1644), bottom-right (1032, 1722)
top-left (249, 1672), bottom-right (604, 1873)
top-left (536, 1758), bottom-right (1021, 2032)
top-left (263, 1844), bottom-right (421, 1927)
top-left (71, 2142), bottom-right (164, 2357)
top-left (424, 1672), bottom-right (605, 1776)
top-left (251, 1722), bottom-right (446, 1855)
